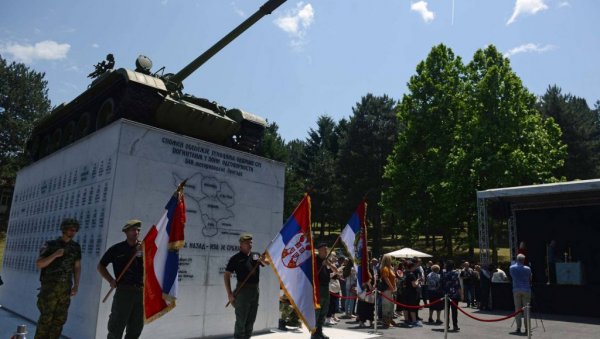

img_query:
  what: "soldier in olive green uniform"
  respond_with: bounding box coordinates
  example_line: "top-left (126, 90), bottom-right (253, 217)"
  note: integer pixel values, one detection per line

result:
top-left (35, 218), bottom-right (81, 339)
top-left (224, 233), bottom-right (269, 339)
top-left (97, 220), bottom-right (144, 339)
top-left (313, 243), bottom-right (334, 339)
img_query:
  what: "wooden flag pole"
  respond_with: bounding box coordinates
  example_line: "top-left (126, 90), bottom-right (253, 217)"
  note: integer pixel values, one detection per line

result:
top-left (226, 193), bottom-right (311, 307)
top-left (102, 245), bottom-right (140, 303)
top-left (102, 179), bottom-right (188, 303)
top-left (317, 235), bottom-right (341, 275)
top-left (225, 251), bottom-right (268, 308)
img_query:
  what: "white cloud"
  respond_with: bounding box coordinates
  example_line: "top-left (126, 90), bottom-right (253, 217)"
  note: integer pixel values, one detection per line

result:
top-left (65, 65), bottom-right (80, 73)
top-left (231, 2), bottom-right (245, 17)
top-left (557, 1), bottom-right (571, 8)
top-left (507, 0), bottom-right (549, 25)
top-left (504, 43), bottom-right (556, 57)
top-left (92, 43), bottom-right (99, 48)
top-left (411, 1), bottom-right (435, 23)
top-left (274, 2), bottom-right (314, 48)
top-left (0, 40), bottom-right (70, 63)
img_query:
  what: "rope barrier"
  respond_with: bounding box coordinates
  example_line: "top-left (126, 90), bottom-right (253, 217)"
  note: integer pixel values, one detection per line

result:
top-left (449, 300), bottom-right (524, 322)
top-left (329, 292), bottom-right (358, 300)
top-left (327, 292), bottom-right (521, 323)
top-left (329, 290), bottom-right (375, 300)
top-left (378, 290), bottom-right (444, 309)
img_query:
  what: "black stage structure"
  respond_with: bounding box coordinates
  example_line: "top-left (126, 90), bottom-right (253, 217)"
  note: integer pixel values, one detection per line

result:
top-left (477, 179), bottom-right (600, 317)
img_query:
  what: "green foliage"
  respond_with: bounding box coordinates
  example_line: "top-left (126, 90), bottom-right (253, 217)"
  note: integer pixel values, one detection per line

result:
top-left (466, 46), bottom-right (566, 189)
top-left (283, 139), bottom-right (307, 216)
top-left (255, 121), bottom-right (288, 162)
top-left (382, 44), bottom-right (467, 250)
top-left (337, 93), bottom-right (399, 255)
top-left (537, 85), bottom-right (600, 180)
top-left (298, 116), bottom-right (342, 236)
top-left (0, 55), bottom-right (51, 178)
top-left (382, 44), bottom-right (566, 255)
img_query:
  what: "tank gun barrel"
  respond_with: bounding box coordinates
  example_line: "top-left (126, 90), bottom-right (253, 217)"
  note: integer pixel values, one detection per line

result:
top-left (168, 0), bottom-right (287, 90)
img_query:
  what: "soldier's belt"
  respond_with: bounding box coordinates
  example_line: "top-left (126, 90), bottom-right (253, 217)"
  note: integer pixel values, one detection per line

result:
top-left (41, 277), bottom-right (72, 283)
top-left (236, 283), bottom-right (259, 290)
top-left (118, 283), bottom-right (144, 290)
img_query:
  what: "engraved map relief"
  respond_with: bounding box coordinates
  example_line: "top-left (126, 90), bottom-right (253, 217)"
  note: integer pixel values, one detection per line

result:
top-left (173, 172), bottom-right (240, 237)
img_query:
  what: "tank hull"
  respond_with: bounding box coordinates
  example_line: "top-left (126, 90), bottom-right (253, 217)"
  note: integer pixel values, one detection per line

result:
top-left (27, 69), bottom-right (265, 161)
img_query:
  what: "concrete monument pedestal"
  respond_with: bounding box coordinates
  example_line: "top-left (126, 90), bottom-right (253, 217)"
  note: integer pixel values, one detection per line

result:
top-left (0, 119), bottom-right (284, 338)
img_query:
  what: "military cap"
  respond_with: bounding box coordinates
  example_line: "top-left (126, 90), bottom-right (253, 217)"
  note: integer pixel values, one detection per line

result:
top-left (122, 219), bottom-right (142, 232)
top-left (317, 242), bottom-right (328, 249)
top-left (239, 233), bottom-right (253, 242)
top-left (61, 218), bottom-right (80, 231)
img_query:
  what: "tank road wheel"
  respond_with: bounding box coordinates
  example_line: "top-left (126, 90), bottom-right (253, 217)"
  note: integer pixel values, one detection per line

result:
top-left (75, 113), bottom-right (91, 139)
top-left (51, 128), bottom-right (62, 152)
top-left (27, 135), bottom-right (41, 161)
top-left (62, 121), bottom-right (76, 146)
top-left (96, 98), bottom-right (115, 129)
top-left (41, 135), bottom-right (51, 157)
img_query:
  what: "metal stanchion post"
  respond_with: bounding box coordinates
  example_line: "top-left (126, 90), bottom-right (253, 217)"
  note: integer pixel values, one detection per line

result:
top-left (369, 289), bottom-right (381, 335)
top-left (526, 303), bottom-right (532, 339)
top-left (374, 290), bottom-right (379, 333)
top-left (12, 324), bottom-right (28, 339)
top-left (444, 294), bottom-right (448, 339)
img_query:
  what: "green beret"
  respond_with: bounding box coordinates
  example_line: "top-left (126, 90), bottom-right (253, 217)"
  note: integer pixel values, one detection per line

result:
top-left (239, 233), bottom-right (253, 242)
top-left (122, 219), bottom-right (142, 232)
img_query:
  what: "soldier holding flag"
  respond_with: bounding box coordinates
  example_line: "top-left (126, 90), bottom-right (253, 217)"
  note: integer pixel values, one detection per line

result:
top-left (313, 243), bottom-right (335, 339)
top-left (224, 233), bottom-right (270, 339)
top-left (97, 220), bottom-right (144, 339)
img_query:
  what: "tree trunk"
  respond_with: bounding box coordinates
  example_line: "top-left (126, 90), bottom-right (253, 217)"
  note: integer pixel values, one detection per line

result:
top-left (372, 212), bottom-right (382, 258)
top-left (447, 232), bottom-right (453, 257)
top-left (468, 221), bottom-right (475, 258)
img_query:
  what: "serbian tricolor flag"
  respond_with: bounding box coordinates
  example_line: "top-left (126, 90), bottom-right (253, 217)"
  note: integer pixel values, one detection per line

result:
top-left (340, 200), bottom-right (369, 293)
top-left (266, 194), bottom-right (318, 332)
top-left (143, 182), bottom-right (186, 323)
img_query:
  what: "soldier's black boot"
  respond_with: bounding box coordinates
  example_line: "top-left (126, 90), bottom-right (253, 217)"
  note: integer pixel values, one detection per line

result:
top-left (313, 327), bottom-right (329, 339)
top-left (278, 319), bottom-right (288, 331)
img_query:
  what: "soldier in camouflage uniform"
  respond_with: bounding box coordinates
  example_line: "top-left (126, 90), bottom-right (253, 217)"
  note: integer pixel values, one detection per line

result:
top-left (279, 293), bottom-right (301, 330)
top-left (34, 218), bottom-right (82, 339)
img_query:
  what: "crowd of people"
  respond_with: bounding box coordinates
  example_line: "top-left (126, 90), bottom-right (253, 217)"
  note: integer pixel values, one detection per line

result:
top-left (24, 216), bottom-right (529, 339)
top-left (277, 251), bottom-right (522, 336)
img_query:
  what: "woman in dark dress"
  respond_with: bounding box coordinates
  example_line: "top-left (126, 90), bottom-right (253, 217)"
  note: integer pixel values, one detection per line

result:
top-left (403, 261), bottom-right (421, 327)
top-left (356, 281), bottom-right (375, 328)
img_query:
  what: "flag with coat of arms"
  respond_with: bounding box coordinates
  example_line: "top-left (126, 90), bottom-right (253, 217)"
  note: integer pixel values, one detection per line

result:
top-left (265, 194), bottom-right (318, 332)
top-left (340, 200), bottom-right (369, 293)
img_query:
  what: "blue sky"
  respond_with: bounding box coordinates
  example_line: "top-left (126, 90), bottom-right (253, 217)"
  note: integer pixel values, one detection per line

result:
top-left (1, 0), bottom-right (598, 141)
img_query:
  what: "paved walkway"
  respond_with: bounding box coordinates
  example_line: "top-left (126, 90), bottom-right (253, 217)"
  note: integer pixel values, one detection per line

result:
top-left (2, 302), bottom-right (600, 338)
top-left (316, 302), bottom-right (600, 339)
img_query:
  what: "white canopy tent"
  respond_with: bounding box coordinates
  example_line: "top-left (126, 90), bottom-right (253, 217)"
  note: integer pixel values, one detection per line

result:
top-left (386, 247), bottom-right (432, 258)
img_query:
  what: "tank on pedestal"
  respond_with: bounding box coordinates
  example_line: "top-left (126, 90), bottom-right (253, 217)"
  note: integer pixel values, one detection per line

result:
top-left (26, 0), bottom-right (287, 161)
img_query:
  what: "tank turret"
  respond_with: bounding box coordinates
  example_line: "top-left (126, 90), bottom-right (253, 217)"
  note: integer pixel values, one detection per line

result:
top-left (26, 0), bottom-right (287, 161)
